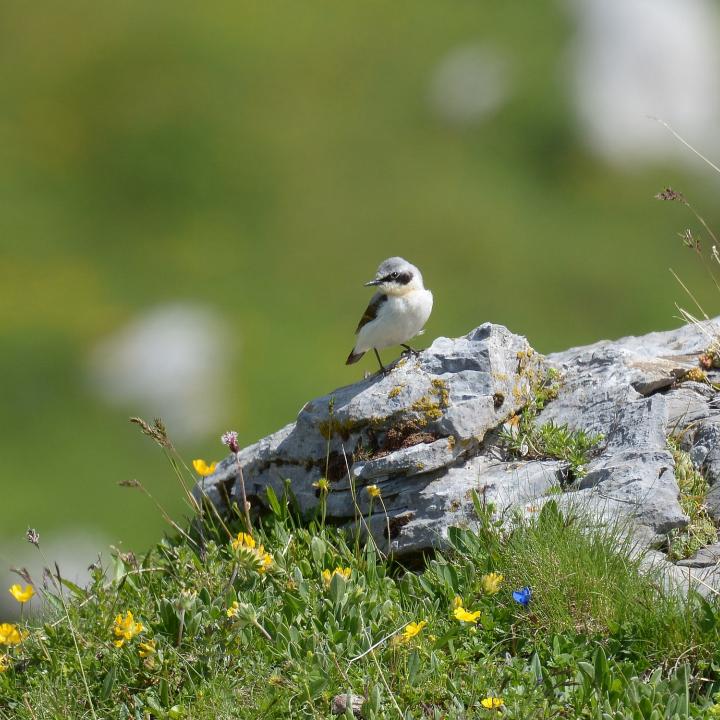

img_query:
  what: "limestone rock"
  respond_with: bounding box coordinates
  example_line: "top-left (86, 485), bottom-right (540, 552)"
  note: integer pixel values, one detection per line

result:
top-left (194, 319), bottom-right (720, 585)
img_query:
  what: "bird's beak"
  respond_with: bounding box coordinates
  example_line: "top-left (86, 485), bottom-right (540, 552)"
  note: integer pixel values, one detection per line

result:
top-left (364, 279), bottom-right (382, 287)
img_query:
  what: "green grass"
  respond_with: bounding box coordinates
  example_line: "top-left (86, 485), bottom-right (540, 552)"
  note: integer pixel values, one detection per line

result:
top-left (3, 481), bottom-right (720, 718)
top-left (667, 438), bottom-right (718, 561)
top-left (500, 365), bottom-right (603, 483)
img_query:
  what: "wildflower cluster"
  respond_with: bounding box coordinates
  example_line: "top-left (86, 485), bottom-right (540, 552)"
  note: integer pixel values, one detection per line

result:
top-left (0, 623), bottom-right (26, 646)
top-left (322, 566), bottom-right (351, 586)
top-left (230, 532), bottom-right (273, 573)
top-left (113, 610), bottom-right (144, 648)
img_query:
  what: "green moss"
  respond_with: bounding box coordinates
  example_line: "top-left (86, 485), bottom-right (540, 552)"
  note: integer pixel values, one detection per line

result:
top-left (318, 416), bottom-right (361, 441)
top-left (387, 385), bottom-right (404, 400)
top-left (667, 438), bottom-right (718, 561)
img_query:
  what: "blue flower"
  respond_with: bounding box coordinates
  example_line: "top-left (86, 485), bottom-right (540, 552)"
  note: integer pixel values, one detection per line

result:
top-left (512, 586), bottom-right (532, 606)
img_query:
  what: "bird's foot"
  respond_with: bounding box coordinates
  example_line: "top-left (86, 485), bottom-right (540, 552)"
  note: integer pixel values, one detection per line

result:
top-left (401, 344), bottom-right (421, 358)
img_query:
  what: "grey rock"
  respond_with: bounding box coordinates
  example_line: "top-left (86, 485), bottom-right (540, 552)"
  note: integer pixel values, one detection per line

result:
top-left (695, 420), bottom-right (720, 486)
top-left (331, 693), bottom-right (364, 717)
top-left (195, 319), bottom-right (720, 589)
top-left (706, 484), bottom-right (720, 524)
top-left (675, 543), bottom-right (720, 568)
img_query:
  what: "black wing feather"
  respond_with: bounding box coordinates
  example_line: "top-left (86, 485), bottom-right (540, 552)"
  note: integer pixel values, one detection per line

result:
top-left (355, 292), bottom-right (387, 334)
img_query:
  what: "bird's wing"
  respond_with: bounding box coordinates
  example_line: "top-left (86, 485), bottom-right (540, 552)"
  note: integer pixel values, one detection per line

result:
top-left (355, 292), bottom-right (388, 334)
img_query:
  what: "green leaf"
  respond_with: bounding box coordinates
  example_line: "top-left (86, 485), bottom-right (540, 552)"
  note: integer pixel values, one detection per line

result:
top-left (159, 677), bottom-right (170, 708)
top-left (407, 650), bottom-right (420, 685)
top-left (57, 576), bottom-right (87, 599)
top-left (593, 645), bottom-right (609, 690)
top-left (529, 652), bottom-right (543, 684)
top-left (100, 665), bottom-right (116, 702)
top-left (310, 536), bottom-right (326, 567)
top-left (328, 573), bottom-right (346, 606)
top-left (266, 485), bottom-right (283, 517)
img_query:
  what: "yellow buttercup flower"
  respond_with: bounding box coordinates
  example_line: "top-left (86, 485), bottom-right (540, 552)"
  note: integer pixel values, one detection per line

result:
top-left (452, 595), bottom-right (464, 609)
top-left (481, 572), bottom-right (503, 595)
top-left (366, 484), bottom-right (381, 498)
top-left (481, 696), bottom-right (504, 709)
top-left (401, 620), bottom-right (427, 641)
top-left (138, 639), bottom-right (156, 658)
top-left (453, 606), bottom-right (481, 623)
top-left (0, 654), bottom-right (10, 672)
top-left (9, 584), bottom-right (34, 603)
top-left (113, 610), bottom-right (143, 648)
top-left (322, 567), bottom-right (352, 586)
top-left (192, 459), bottom-right (217, 477)
top-left (0, 623), bottom-right (25, 646)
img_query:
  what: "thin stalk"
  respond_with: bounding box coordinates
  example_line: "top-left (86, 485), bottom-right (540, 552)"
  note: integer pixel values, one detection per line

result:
top-left (234, 453), bottom-right (253, 534)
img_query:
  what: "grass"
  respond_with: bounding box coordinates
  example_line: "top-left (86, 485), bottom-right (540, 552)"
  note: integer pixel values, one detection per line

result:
top-left (500, 365), bottom-right (603, 483)
top-left (3, 475), bottom-right (720, 718)
top-left (666, 437), bottom-right (718, 561)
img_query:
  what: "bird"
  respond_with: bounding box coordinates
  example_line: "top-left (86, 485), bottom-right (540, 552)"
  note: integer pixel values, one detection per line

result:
top-left (346, 257), bottom-right (433, 373)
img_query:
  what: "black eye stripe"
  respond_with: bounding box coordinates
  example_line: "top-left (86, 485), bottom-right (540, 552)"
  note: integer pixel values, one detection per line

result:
top-left (381, 271), bottom-right (412, 284)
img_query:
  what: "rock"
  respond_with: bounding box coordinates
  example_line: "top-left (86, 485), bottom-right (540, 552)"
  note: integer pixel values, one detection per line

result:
top-left (675, 543), bottom-right (720, 568)
top-left (331, 693), bottom-right (364, 717)
top-left (195, 319), bottom-right (720, 585)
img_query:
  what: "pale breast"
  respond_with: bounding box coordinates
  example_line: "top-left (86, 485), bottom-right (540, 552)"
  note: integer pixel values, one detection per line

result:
top-left (356, 289), bottom-right (433, 351)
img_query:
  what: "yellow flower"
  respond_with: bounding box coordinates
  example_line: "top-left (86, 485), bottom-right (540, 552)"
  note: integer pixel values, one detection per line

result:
top-left (231, 532), bottom-right (256, 551)
top-left (481, 572), bottom-right (503, 595)
top-left (8, 584), bottom-right (34, 603)
top-left (0, 654), bottom-right (9, 673)
top-left (366, 484), bottom-right (381, 499)
top-left (231, 533), bottom-right (273, 573)
top-left (481, 696), bottom-right (504, 709)
top-left (453, 606), bottom-right (481, 623)
top-left (452, 595), bottom-right (464, 609)
top-left (113, 610), bottom-right (143, 648)
top-left (322, 567), bottom-right (352, 586)
top-left (138, 639), bottom-right (156, 658)
top-left (312, 478), bottom-right (330, 492)
top-left (192, 458), bottom-right (217, 476)
top-left (0, 623), bottom-right (25, 646)
top-left (257, 546), bottom-right (273, 573)
top-left (401, 620), bottom-right (427, 641)
top-left (227, 601), bottom-right (240, 618)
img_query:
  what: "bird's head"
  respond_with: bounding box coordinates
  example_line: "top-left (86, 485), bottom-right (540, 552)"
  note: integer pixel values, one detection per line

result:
top-left (364, 257), bottom-right (424, 295)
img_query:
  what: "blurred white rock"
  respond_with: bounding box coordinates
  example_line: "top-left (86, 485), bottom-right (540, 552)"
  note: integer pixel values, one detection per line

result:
top-left (568, 0), bottom-right (720, 167)
top-left (428, 44), bottom-right (511, 126)
top-left (0, 530), bottom-right (111, 621)
top-left (88, 303), bottom-right (231, 440)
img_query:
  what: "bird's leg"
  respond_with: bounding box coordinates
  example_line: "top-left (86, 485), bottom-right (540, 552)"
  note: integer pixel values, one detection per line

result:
top-left (374, 349), bottom-right (388, 374)
top-left (401, 344), bottom-right (421, 357)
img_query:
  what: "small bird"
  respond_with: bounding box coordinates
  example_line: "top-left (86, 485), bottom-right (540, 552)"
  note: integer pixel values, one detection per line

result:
top-left (346, 257), bottom-right (433, 373)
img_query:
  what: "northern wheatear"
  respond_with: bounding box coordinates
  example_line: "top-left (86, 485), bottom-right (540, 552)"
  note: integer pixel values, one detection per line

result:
top-left (346, 257), bottom-right (433, 373)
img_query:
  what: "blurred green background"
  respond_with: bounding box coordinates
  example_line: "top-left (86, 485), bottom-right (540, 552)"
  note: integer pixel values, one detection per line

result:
top-left (2, 1), bottom-right (719, 607)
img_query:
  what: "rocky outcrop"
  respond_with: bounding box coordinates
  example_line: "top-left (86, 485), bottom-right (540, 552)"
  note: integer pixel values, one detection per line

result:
top-left (195, 320), bottom-right (720, 588)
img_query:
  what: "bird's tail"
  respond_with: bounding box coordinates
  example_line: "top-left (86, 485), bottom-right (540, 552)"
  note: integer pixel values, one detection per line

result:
top-left (346, 349), bottom-right (365, 365)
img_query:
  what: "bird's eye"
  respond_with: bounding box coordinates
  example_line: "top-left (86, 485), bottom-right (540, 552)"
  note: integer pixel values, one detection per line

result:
top-left (390, 272), bottom-right (398, 280)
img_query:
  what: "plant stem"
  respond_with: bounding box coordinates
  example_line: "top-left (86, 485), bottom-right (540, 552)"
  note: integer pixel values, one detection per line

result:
top-left (234, 453), bottom-right (253, 534)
